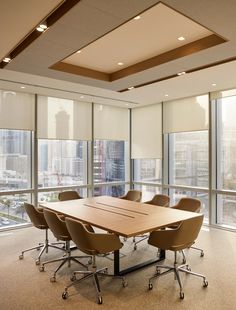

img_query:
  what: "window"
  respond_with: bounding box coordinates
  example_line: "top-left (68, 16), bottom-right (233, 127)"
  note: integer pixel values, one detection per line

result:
top-left (133, 159), bottom-right (162, 183)
top-left (216, 194), bottom-right (236, 228)
top-left (38, 140), bottom-right (87, 188)
top-left (0, 129), bottom-right (31, 190)
top-left (94, 185), bottom-right (126, 197)
top-left (169, 131), bottom-right (208, 188)
top-left (133, 184), bottom-right (162, 201)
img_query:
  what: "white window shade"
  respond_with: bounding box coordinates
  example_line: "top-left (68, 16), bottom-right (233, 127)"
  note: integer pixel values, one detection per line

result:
top-left (210, 88), bottom-right (236, 100)
top-left (163, 94), bottom-right (209, 133)
top-left (37, 96), bottom-right (92, 140)
top-left (131, 104), bottom-right (162, 159)
top-left (94, 104), bottom-right (129, 140)
top-left (0, 90), bottom-right (35, 130)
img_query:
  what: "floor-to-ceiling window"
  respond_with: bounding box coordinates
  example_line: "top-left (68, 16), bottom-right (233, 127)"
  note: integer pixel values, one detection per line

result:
top-left (215, 92), bottom-right (236, 228)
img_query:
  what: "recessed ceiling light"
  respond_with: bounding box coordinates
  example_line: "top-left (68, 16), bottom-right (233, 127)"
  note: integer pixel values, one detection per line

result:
top-left (76, 50), bottom-right (81, 54)
top-left (117, 62), bottom-right (124, 66)
top-left (3, 57), bottom-right (11, 63)
top-left (128, 86), bottom-right (134, 90)
top-left (36, 26), bottom-right (44, 32)
top-left (134, 15), bottom-right (141, 20)
top-left (177, 71), bottom-right (186, 76)
top-left (39, 23), bottom-right (47, 29)
top-left (80, 95), bottom-right (84, 99)
top-left (165, 94), bottom-right (169, 97)
top-left (178, 36), bottom-right (185, 41)
top-left (21, 86), bottom-right (26, 89)
top-left (126, 103), bottom-right (129, 106)
top-left (212, 83), bottom-right (216, 86)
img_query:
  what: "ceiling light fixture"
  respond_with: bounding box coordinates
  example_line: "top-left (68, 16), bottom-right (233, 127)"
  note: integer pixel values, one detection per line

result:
top-left (3, 57), bottom-right (11, 63)
top-left (36, 21), bottom-right (48, 32)
top-left (128, 86), bottom-right (134, 90)
top-left (134, 15), bottom-right (141, 20)
top-left (212, 83), bottom-right (216, 86)
top-left (80, 95), bottom-right (84, 99)
top-left (178, 36), bottom-right (185, 41)
top-left (177, 71), bottom-right (186, 76)
top-left (165, 94), bottom-right (169, 97)
top-left (20, 86), bottom-right (26, 89)
top-left (117, 62), bottom-right (124, 66)
top-left (76, 50), bottom-right (81, 54)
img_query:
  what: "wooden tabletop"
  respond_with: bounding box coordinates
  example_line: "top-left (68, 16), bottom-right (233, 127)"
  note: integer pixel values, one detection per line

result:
top-left (40, 196), bottom-right (201, 238)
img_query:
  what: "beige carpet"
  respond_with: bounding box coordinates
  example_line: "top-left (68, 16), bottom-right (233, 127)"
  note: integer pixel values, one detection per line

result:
top-left (1, 225), bottom-right (236, 310)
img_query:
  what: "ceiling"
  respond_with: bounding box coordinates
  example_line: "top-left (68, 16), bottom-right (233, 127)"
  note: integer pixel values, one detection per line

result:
top-left (1, 0), bottom-right (236, 108)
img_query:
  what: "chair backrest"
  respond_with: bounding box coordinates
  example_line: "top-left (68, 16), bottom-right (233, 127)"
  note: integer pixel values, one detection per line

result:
top-left (120, 190), bottom-right (142, 202)
top-left (145, 194), bottom-right (170, 207)
top-left (58, 190), bottom-right (82, 201)
top-left (24, 203), bottom-right (48, 229)
top-left (43, 209), bottom-right (71, 241)
top-left (173, 197), bottom-right (201, 213)
top-left (148, 215), bottom-right (204, 251)
top-left (65, 217), bottom-right (123, 255)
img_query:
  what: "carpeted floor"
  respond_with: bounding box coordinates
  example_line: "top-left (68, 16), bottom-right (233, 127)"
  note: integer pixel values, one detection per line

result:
top-left (1, 225), bottom-right (236, 310)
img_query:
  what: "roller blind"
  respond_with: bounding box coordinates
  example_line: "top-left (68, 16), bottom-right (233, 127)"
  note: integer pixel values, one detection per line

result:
top-left (37, 96), bottom-right (92, 140)
top-left (0, 90), bottom-right (35, 130)
top-left (131, 103), bottom-right (162, 159)
top-left (211, 88), bottom-right (236, 100)
top-left (94, 104), bottom-right (129, 140)
top-left (163, 94), bottom-right (208, 133)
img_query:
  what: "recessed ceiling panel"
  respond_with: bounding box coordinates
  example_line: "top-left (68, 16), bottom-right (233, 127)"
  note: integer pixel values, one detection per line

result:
top-left (63, 3), bottom-right (213, 73)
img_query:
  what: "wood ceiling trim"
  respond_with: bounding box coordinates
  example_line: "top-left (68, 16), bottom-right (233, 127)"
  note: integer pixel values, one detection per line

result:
top-left (0, 0), bottom-right (80, 69)
top-left (50, 62), bottom-right (110, 81)
top-left (118, 56), bottom-right (236, 92)
top-left (51, 34), bottom-right (226, 82)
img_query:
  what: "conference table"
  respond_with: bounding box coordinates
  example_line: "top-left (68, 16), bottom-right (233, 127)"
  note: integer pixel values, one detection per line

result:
top-left (40, 195), bottom-right (201, 276)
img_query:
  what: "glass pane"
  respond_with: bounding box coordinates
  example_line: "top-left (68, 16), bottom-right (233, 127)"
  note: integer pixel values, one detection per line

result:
top-left (38, 140), bottom-right (87, 188)
top-left (169, 131), bottom-right (208, 188)
top-left (133, 159), bottom-right (162, 183)
top-left (134, 184), bottom-right (162, 202)
top-left (0, 194), bottom-right (31, 229)
top-left (169, 189), bottom-right (209, 223)
top-left (217, 96), bottom-right (236, 190)
top-left (216, 194), bottom-right (236, 228)
top-left (94, 184), bottom-right (126, 197)
top-left (0, 129), bottom-right (31, 190)
top-left (93, 140), bottom-right (128, 183)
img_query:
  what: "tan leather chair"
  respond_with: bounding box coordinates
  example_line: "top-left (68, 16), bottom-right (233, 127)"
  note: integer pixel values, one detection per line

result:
top-left (133, 194), bottom-right (170, 250)
top-left (39, 209), bottom-right (91, 282)
top-left (62, 218), bottom-right (127, 305)
top-left (119, 190), bottom-right (142, 202)
top-left (145, 194), bottom-right (170, 207)
top-left (58, 190), bottom-right (83, 201)
top-left (148, 215), bottom-right (208, 299)
top-left (19, 203), bottom-right (65, 265)
top-left (172, 197), bottom-right (204, 260)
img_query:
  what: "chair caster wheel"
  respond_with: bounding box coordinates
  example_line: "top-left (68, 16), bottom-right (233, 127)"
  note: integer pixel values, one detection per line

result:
top-left (200, 251), bottom-right (204, 257)
top-left (50, 276), bottom-right (56, 282)
top-left (62, 291), bottom-right (68, 300)
top-left (88, 258), bottom-right (92, 265)
top-left (203, 280), bottom-right (208, 287)
top-left (156, 267), bottom-right (161, 275)
top-left (186, 265), bottom-right (191, 271)
top-left (39, 266), bottom-right (45, 272)
top-left (70, 275), bottom-right (76, 282)
top-left (122, 280), bottom-right (128, 287)
top-left (148, 283), bottom-right (153, 290)
top-left (180, 292), bottom-right (184, 299)
top-left (134, 245), bottom-right (137, 251)
top-left (35, 260), bottom-right (40, 265)
top-left (97, 296), bottom-right (103, 304)
top-left (19, 254), bottom-right (23, 260)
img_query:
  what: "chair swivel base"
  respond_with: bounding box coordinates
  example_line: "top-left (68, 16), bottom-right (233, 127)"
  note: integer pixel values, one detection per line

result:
top-left (148, 261), bottom-right (208, 299)
top-left (62, 267), bottom-right (127, 304)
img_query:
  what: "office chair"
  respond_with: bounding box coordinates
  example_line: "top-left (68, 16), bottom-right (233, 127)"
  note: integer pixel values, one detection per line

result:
top-left (58, 190), bottom-right (83, 201)
top-left (172, 197), bottom-right (204, 260)
top-left (119, 190), bottom-right (142, 202)
top-left (62, 218), bottom-right (127, 305)
top-left (148, 215), bottom-right (208, 299)
top-left (19, 203), bottom-right (65, 265)
top-left (133, 194), bottom-right (170, 250)
top-left (39, 209), bottom-right (91, 282)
